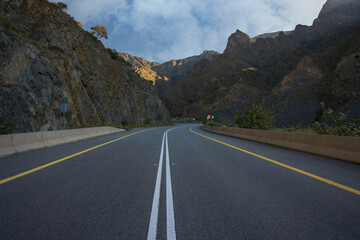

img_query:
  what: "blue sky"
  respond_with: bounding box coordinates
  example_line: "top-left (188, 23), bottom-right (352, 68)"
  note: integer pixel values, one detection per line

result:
top-left (61, 0), bottom-right (327, 63)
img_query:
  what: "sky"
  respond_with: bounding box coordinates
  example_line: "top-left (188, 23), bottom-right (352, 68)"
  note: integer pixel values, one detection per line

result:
top-left (61, 0), bottom-right (327, 63)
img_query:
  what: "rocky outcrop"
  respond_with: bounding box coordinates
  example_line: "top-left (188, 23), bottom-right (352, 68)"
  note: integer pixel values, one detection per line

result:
top-left (0, 0), bottom-right (170, 133)
top-left (253, 31), bottom-right (291, 40)
top-left (117, 52), bottom-right (162, 84)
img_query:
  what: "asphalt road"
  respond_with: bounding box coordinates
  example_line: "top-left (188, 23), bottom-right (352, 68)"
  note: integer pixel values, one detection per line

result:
top-left (0, 124), bottom-right (359, 239)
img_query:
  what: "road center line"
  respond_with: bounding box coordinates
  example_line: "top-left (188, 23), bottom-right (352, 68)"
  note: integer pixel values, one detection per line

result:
top-left (165, 132), bottom-right (176, 240)
top-left (0, 129), bottom-right (147, 185)
top-left (147, 128), bottom-right (178, 240)
top-left (147, 131), bottom-right (166, 240)
top-left (190, 127), bottom-right (360, 196)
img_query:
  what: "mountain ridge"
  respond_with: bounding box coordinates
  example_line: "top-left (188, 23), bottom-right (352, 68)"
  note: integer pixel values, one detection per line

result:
top-left (158, 0), bottom-right (360, 123)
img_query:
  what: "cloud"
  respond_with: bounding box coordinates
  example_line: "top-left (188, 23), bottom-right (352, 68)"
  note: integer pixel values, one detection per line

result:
top-left (62, 0), bottom-right (327, 62)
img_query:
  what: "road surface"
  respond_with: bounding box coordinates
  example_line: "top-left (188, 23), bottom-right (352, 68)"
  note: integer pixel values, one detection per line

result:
top-left (0, 124), bottom-right (359, 239)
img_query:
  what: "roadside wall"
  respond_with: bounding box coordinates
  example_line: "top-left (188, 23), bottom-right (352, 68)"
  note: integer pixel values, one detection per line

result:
top-left (202, 125), bottom-right (360, 164)
top-left (0, 127), bottom-right (125, 157)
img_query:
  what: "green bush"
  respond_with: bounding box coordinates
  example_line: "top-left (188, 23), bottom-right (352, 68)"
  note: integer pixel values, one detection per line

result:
top-left (208, 122), bottom-right (221, 127)
top-left (106, 48), bottom-right (118, 60)
top-left (233, 100), bottom-right (274, 130)
top-left (202, 119), bottom-right (208, 125)
top-left (106, 48), bottom-right (132, 66)
top-left (313, 102), bottom-right (360, 136)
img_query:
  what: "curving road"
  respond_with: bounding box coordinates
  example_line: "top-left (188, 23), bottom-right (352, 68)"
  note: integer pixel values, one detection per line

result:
top-left (0, 124), bottom-right (359, 239)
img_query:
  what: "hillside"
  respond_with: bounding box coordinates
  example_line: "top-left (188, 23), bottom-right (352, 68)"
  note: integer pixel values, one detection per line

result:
top-left (161, 0), bottom-right (360, 123)
top-left (269, 26), bottom-right (360, 125)
top-left (118, 50), bottom-right (220, 112)
top-left (0, 0), bottom-right (170, 133)
top-left (117, 52), bottom-right (163, 84)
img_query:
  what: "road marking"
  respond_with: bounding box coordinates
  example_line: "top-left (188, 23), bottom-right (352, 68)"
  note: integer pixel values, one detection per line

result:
top-left (147, 131), bottom-right (166, 240)
top-left (147, 128), bottom-right (177, 240)
top-left (190, 127), bottom-right (360, 196)
top-left (0, 130), bottom-right (147, 185)
top-left (165, 132), bottom-right (176, 240)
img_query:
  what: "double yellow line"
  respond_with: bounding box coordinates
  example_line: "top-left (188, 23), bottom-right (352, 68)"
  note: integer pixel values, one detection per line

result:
top-left (0, 130), bottom-right (146, 185)
top-left (190, 127), bottom-right (360, 196)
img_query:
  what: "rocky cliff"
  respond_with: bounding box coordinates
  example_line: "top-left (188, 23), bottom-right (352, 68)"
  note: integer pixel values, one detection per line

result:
top-left (0, 0), bottom-right (170, 133)
top-left (161, 0), bottom-right (360, 123)
top-left (269, 26), bottom-right (360, 125)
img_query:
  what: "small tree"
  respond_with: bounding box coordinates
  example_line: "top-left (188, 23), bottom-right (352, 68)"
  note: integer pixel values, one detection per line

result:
top-left (234, 100), bottom-right (274, 130)
top-left (90, 24), bottom-right (108, 39)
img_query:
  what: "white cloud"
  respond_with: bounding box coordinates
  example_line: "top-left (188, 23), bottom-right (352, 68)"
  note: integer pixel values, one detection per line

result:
top-left (62, 0), bottom-right (327, 62)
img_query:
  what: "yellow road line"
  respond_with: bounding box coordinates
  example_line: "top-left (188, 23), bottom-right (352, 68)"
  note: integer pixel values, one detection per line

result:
top-left (0, 130), bottom-right (147, 185)
top-left (190, 127), bottom-right (360, 196)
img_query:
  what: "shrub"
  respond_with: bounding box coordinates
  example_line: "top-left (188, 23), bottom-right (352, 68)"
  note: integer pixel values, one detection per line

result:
top-left (106, 48), bottom-right (118, 60)
top-left (202, 119), bottom-right (208, 125)
top-left (90, 24), bottom-right (108, 39)
top-left (233, 100), bottom-right (274, 130)
top-left (208, 122), bottom-right (221, 127)
top-left (313, 102), bottom-right (360, 136)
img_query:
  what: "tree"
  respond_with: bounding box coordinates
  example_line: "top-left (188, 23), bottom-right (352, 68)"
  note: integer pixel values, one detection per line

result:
top-left (233, 100), bottom-right (274, 130)
top-left (90, 24), bottom-right (108, 39)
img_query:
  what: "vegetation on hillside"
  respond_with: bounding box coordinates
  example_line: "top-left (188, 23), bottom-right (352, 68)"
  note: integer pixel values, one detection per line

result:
top-left (313, 103), bottom-right (360, 136)
top-left (90, 24), bottom-right (108, 39)
top-left (233, 100), bottom-right (275, 130)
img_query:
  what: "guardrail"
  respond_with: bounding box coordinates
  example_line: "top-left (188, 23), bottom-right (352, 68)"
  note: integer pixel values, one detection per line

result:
top-left (0, 127), bottom-right (125, 157)
top-left (202, 125), bottom-right (360, 163)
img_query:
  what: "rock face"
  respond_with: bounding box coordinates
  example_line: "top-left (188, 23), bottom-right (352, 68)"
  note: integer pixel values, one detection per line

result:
top-left (117, 52), bottom-right (162, 84)
top-left (153, 50), bottom-right (220, 94)
top-left (0, 0), bottom-right (170, 133)
top-left (269, 26), bottom-right (360, 125)
top-left (161, 0), bottom-right (360, 123)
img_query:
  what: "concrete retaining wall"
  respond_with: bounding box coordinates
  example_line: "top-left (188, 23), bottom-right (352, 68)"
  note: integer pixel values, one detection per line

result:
top-left (202, 125), bottom-right (360, 163)
top-left (0, 127), bottom-right (125, 157)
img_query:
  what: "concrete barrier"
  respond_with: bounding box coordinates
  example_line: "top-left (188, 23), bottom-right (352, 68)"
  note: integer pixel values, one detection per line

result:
top-left (0, 135), bottom-right (16, 156)
top-left (0, 127), bottom-right (125, 157)
top-left (202, 125), bottom-right (360, 163)
top-left (12, 132), bottom-right (45, 153)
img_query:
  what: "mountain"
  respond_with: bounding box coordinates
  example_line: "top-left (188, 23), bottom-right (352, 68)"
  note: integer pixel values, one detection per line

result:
top-left (152, 50), bottom-right (220, 93)
top-left (0, 0), bottom-right (170, 133)
top-left (162, 0), bottom-right (360, 123)
top-left (269, 26), bottom-right (360, 125)
top-left (118, 50), bottom-right (220, 112)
